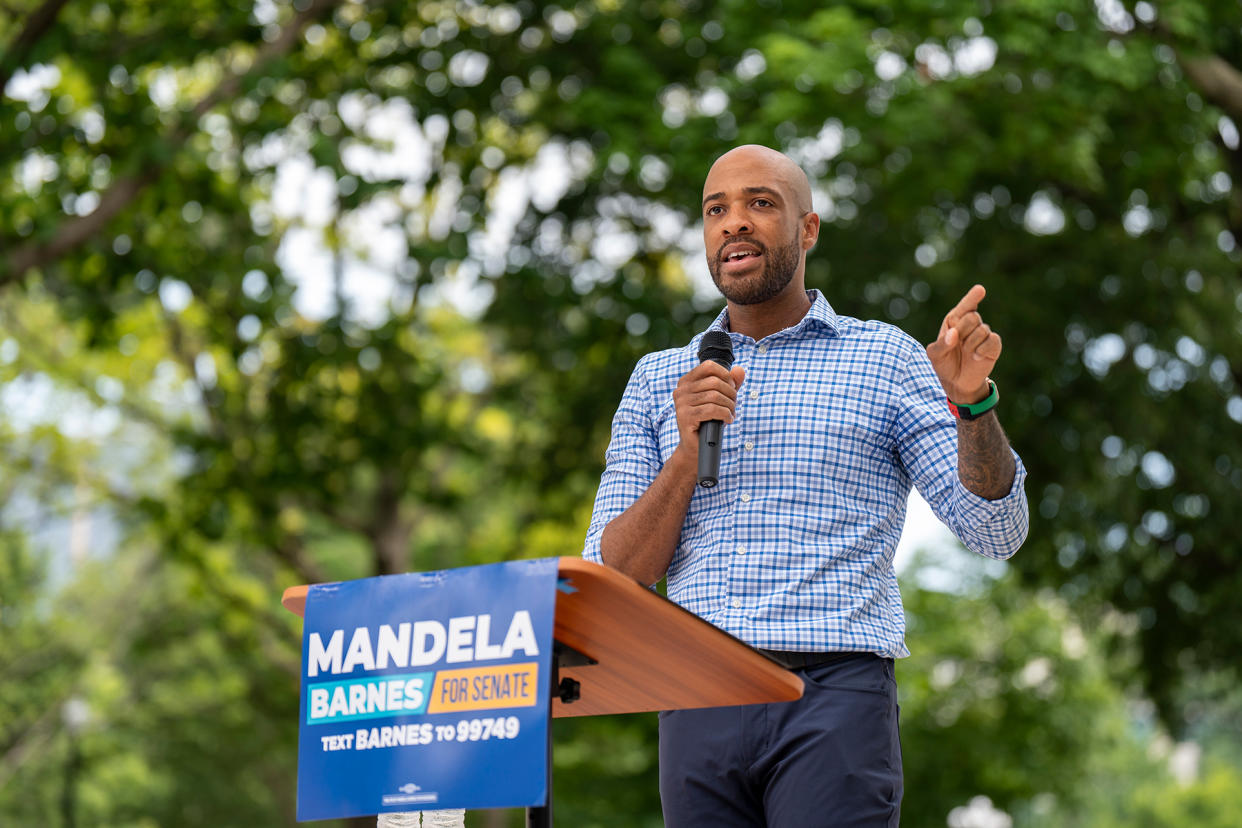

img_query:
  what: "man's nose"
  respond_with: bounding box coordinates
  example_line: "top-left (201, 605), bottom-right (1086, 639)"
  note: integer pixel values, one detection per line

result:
top-left (722, 212), bottom-right (752, 236)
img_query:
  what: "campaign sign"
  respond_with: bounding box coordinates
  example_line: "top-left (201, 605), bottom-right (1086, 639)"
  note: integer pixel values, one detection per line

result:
top-left (296, 558), bottom-right (558, 821)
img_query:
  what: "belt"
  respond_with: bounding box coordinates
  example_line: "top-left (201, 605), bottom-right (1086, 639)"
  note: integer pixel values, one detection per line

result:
top-left (756, 649), bottom-right (864, 670)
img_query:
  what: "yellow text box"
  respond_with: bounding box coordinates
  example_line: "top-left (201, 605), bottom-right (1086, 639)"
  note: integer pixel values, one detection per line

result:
top-left (427, 662), bottom-right (540, 713)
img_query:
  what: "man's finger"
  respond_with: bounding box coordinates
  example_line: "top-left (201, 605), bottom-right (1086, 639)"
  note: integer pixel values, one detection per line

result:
top-left (688, 378), bottom-right (739, 401)
top-left (926, 327), bottom-right (957, 369)
top-left (686, 402), bottom-right (736, 427)
top-left (689, 360), bottom-right (735, 382)
top-left (961, 321), bottom-right (992, 353)
top-left (952, 311), bottom-right (983, 342)
top-left (973, 332), bottom-right (1003, 361)
top-left (684, 388), bottom-right (736, 407)
top-left (945, 284), bottom-right (987, 325)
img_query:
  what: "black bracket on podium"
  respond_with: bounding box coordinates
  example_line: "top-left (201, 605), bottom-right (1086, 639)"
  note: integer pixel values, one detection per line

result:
top-left (527, 640), bottom-right (598, 827)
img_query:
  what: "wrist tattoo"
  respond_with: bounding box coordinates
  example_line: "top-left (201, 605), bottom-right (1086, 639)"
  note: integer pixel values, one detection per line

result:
top-left (956, 412), bottom-right (1016, 500)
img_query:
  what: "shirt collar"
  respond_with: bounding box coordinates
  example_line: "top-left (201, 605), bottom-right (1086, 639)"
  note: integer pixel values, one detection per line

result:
top-left (705, 289), bottom-right (842, 340)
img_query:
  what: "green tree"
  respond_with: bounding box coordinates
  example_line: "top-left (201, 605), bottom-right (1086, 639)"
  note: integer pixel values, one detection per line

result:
top-left (898, 552), bottom-right (1124, 825)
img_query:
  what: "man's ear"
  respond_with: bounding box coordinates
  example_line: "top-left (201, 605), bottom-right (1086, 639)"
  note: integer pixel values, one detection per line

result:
top-left (801, 211), bottom-right (821, 251)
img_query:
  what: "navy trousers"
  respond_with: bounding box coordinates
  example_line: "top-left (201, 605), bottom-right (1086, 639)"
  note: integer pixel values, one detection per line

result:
top-left (658, 653), bottom-right (902, 827)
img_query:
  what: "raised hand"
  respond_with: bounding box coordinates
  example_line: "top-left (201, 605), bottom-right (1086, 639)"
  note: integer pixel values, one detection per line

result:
top-left (926, 284), bottom-right (1002, 403)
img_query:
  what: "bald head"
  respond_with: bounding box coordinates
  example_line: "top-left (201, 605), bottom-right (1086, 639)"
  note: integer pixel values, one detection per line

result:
top-left (704, 145), bottom-right (813, 214)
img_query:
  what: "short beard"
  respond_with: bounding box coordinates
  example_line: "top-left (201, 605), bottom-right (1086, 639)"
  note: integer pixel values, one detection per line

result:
top-left (709, 232), bottom-right (802, 306)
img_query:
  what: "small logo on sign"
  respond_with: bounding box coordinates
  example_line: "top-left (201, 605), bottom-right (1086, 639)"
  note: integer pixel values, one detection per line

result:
top-left (383, 782), bottom-right (437, 807)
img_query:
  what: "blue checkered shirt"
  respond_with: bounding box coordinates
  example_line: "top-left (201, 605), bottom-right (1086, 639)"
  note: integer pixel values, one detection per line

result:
top-left (582, 291), bottom-right (1028, 657)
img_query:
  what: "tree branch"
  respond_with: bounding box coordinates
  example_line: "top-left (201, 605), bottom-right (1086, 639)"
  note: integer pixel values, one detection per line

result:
top-left (162, 309), bottom-right (230, 442)
top-left (368, 469), bottom-right (410, 575)
top-left (1180, 53), bottom-right (1242, 125)
top-left (313, 492), bottom-right (371, 537)
top-left (0, 0), bottom-right (343, 287)
top-left (3, 169), bottom-right (158, 285)
top-left (271, 531), bottom-right (327, 585)
top-left (0, 695), bottom-right (59, 792)
top-left (0, 0), bottom-right (71, 93)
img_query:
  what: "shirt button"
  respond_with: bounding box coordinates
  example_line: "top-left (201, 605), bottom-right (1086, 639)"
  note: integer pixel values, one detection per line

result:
top-left (744, 440), bottom-right (755, 451)
top-left (749, 389), bottom-right (759, 400)
top-left (731, 598), bottom-right (742, 609)
top-left (758, 344), bottom-right (769, 355)
top-left (737, 546), bottom-right (747, 555)
top-left (740, 492), bottom-right (751, 503)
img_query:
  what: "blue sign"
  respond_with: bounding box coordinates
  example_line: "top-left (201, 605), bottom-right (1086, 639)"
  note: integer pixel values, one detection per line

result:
top-left (296, 558), bottom-right (558, 821)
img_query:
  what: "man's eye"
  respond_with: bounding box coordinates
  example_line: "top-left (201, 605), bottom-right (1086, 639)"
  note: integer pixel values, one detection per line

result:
top-left (706, 205), bottom-right (723, 216)
top-left (754, 199), bottom-right (773, 207)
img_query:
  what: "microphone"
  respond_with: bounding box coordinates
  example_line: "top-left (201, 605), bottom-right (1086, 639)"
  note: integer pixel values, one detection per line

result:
top-left (697, 330), bottom-right (734, 488)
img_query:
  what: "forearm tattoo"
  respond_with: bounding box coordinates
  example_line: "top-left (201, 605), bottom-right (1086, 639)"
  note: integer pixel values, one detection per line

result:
top-left (956, 413), bottom-right (1016, 501)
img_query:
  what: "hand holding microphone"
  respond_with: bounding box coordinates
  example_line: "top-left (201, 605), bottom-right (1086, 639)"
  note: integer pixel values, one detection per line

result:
top-left (671, 331), bottom-right (744, 489)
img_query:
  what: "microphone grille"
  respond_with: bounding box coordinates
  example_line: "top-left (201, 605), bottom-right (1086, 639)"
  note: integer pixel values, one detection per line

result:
top-left (698, 330), bottom-right (734, 368)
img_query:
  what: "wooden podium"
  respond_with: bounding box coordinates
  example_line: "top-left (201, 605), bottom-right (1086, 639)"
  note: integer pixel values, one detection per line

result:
top-left (281, 557), bottom-right (803, 824)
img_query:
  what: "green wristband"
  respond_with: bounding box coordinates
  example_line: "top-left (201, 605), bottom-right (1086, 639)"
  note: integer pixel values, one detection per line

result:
top-left (947, 379), bottom-right (999, 420)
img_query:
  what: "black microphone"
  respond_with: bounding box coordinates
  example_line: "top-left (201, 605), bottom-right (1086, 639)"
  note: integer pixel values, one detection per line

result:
top-left (697, 330), bottom-right (734, 488)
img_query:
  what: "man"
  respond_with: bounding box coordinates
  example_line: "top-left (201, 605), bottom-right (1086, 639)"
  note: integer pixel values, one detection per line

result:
top-left (581, 145), bottom-right (1028, 826)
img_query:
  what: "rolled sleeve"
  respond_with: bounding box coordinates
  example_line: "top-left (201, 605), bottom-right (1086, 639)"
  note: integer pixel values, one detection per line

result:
top-left (582, 357), bottom-right (664, 563)
top-left (942, 449), bottom-right (1029, 559)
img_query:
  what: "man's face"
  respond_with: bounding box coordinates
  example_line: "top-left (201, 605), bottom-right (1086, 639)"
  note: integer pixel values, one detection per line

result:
top-left (701, 149), bottom-right (815, 306)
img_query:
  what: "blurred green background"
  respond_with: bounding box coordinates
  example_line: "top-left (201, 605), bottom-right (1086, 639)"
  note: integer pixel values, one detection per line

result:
top-left (2, 0), bottom-right (1241, 825)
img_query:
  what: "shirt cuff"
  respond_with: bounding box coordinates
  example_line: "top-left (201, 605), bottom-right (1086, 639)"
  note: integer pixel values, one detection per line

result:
top-left (950, 447), bottom-right (1029, 525)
